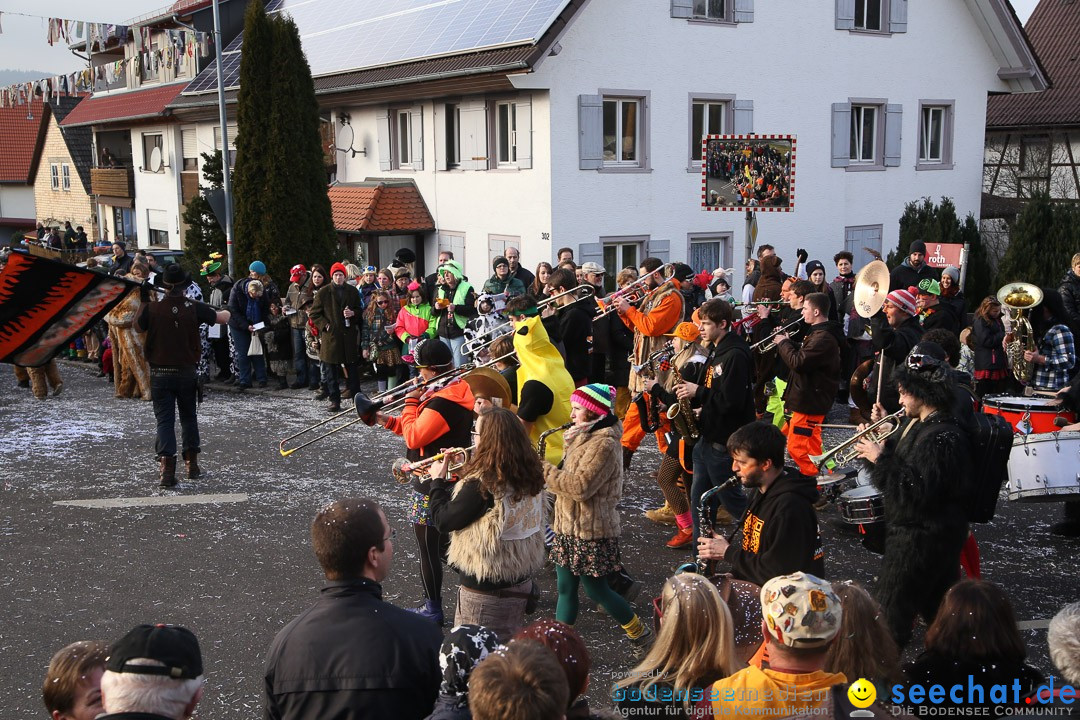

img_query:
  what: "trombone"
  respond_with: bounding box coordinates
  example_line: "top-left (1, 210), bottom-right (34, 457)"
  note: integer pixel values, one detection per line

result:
top-left (732, 300), bottom-right (788, 308)
top-left (593, 263), bottom-right (674, 320)
top-left (462, 285), bottom-right (595, 357)
top-left (810, 409), bottom-right (905, 472)
top-left (391, 446), bottom-right (473, 483)
top-left (277, 352), bottom-right (516, 457)
top-left (750, 319), bottom-right (802, 353)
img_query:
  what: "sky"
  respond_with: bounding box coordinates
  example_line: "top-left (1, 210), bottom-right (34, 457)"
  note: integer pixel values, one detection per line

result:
top-left (0, 0), bottom-right (1044, 77)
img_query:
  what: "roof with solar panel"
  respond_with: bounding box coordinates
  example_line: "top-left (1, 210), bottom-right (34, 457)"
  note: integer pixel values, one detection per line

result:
top-left (180, 0), bottom-right (574, 96)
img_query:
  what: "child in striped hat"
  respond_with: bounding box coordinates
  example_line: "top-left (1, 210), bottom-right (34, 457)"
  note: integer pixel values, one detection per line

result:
top-left (542, 382), bottom-right (655, 656)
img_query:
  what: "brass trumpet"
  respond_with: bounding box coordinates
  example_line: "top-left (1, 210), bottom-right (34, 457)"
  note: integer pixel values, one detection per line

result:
top-left (593, 263), bottom-right (674, 320)
top-left (810, 409), bottom-right (906, 472)
top-left (391, 446), bottom-right (473, 483)
top-left (462, 285), bottom-right (595, 357)
top-left (750, 319), bottom-right (802, 353)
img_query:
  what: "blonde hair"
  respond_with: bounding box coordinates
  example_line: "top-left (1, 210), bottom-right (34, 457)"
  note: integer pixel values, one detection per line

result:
top-left (616, 268), bottom-right (638, 289)
top-left (1072, 252), bottom-right (1080, 268)
top-left (614, 573), bottom-right (737, 708)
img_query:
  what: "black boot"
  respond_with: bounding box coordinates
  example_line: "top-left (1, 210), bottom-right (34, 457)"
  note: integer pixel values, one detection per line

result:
top-left (159, 456), bottom-right (178, 488)
top-left (1051, 501), bottom-right (1080, 537)
top-left (622, 447), bottom-right (634, 472)
top-left (182, 449), bottom-right (201, 480)
top-left (607, 568), bottom-right (642, 602)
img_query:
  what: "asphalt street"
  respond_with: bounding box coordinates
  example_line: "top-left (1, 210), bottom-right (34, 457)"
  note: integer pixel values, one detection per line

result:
top-left (1, 359), bottom-right (1077, 718)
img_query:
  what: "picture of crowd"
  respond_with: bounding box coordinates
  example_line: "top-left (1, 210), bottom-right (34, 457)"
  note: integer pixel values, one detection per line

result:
top-left (704, 138), bottom-right (792, 209)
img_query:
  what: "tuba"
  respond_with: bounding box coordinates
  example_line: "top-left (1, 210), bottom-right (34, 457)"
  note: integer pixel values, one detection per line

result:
top-left (998, 283), bottom-right (1043, 385)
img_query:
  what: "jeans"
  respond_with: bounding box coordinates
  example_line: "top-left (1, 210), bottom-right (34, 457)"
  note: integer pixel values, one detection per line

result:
top-left (229, 326), bottom-right (267, 385)
top-left (691, 441), bottom-right (748, 544)
top-left (150, 368), bottom-right (200, 458)
top-left (445, 335), bottom-right (467, 368)
top-left (290, 327), bottom-right (313, 385)
top-left (322, 362), bottom-right (359, 401)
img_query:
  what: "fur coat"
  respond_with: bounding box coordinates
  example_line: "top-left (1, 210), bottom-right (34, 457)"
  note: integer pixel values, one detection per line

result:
top-left (543, 421), bottom-right (623, 540)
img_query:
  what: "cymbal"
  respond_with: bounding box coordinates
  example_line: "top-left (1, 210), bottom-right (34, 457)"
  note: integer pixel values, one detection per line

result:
top-left (463, 366), bottom-right (512, 410)
top-left (853, 260), bottom-right (890, 319)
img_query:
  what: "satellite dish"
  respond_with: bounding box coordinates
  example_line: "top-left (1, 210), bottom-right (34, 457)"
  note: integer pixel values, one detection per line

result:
top-left (149, 146), bottom-right (163, 173)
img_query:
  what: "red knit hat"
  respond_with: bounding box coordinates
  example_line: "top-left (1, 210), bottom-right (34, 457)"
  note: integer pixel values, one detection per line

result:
top-left (330, 262), bottom-right (348, 278)
top-left (885, 287), bottom-right (918, 316)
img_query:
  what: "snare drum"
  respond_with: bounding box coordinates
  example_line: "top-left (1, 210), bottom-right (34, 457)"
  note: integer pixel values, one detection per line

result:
top-left (982, 394), bottom-right (1076, 435)
top-left (838, 485), bottom-right (886, 524)
top-left (1007, 431), bottom-right (1080, 502)
top-left (816, 469), bottom-right (858, 502)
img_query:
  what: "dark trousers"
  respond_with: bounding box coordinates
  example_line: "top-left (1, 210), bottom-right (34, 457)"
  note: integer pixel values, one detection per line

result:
top-left (323, 362), bottom-right (359, 401)
top-left (290, 328), bottom-right (319, 386)
top-left (691, 441), bottom-right (748, 544)
top-left (210, 331), bottom-right (231, 377)
top-left (150, 367), bottom-right (200, 459)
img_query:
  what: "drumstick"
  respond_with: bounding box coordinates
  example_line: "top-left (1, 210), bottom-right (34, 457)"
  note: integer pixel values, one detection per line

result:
top-left (1023, 386), bottom-right (1061, 398)
top-left (819, 424), bottom-right (858, 430)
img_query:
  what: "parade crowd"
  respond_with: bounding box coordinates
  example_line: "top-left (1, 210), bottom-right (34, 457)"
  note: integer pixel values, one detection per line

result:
top-left (12, 243), bottom-right (1080, 720)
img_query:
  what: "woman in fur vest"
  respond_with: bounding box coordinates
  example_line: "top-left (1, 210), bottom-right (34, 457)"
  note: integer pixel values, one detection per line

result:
top-left (856, 341), bottom-right (970, 648)
top-left (542, 383), bottom-right (655, 656)
top-left (428, 406), bottom-right (547, 641)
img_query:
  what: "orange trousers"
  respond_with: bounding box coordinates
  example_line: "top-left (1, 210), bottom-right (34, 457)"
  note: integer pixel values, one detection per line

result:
top-left (783, 411), bottom-right (824, 476)
top-left (621, 393), bottom-right (670, 455)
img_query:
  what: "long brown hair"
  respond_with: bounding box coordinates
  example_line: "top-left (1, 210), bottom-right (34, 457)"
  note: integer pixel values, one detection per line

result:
top-left (364, 289), bottom-right (395, 323)
top-left (462, 406), bottom-right (545, 501)
top-left (825, 581), bottom-right (901, 685)
top-left (975, 296), bottom-right (1002, 325)
top-left (925, 579), bottom-right (1028, 662)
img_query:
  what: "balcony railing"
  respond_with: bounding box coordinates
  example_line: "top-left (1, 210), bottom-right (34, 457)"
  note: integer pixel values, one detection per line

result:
top-left (91, 167), bottom-right (135, 198)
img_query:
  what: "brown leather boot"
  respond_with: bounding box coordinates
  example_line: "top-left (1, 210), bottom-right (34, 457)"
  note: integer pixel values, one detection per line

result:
top-left (159, 456), bottom-right (178, 488)
top-left (183, 449), bottom-right (201, 480)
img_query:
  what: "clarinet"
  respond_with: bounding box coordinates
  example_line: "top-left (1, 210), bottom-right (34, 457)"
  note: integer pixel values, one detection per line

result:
top-left (696, 475), bottom-right (741, 574)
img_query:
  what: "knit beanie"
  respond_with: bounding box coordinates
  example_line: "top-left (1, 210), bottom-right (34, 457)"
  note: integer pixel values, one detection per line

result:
top-left (330, 262), bottom-right (348, 278)
top-left (570, 383), bottom-right (615, 417)
top-left (249, 260), bottom-right (266, 275)
top-left (885, 287), bottom-right (918, 316)
top-left (942, 265), bottom-right (960, 283)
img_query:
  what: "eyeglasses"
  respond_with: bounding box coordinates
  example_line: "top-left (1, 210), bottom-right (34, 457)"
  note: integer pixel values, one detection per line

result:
top-left (383, 527), bottom-right (396, 542)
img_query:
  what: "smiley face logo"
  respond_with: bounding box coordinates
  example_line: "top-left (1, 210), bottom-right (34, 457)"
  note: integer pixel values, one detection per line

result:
top-left (848, 678), bottom-right (876, 709)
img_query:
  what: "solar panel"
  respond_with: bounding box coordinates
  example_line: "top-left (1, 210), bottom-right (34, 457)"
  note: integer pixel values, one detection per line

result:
top-left (182, 0), bottom-right (569, 94)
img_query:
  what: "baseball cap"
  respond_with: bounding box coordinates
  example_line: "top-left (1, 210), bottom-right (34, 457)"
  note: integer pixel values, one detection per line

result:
top-left (290, 264), bottom-right (307, 282)
top-left (664, 322), bottom-right (701, 343)
top-left (413, 338), bottom-right (454, 368)
top-left (580, 262), bottom-right (606, 275)
top-left (105, 624), bottom-right (203, 679)
top-left (760, 572), bottom-right (842, 649)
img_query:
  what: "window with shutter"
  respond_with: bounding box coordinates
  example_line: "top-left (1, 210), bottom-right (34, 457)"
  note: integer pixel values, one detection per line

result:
top-left (578, 94), bottom-right (603, 170)
top-left (181, 128), bottom-right (198, 171)
top-left (595, 90), bottom-right (650, 171)
top-left (883, 104), bottom-right (902, 167)
top-left (733, 100), bottom-right (754, 134)
top-left (688, 94), bottom-right (733, 167)
top-left (835, 99), bottom-right (894, 172)
top-left (917, 101), bottom-right (954, 170)
top-left (670, 0), bottom-right (694, 18)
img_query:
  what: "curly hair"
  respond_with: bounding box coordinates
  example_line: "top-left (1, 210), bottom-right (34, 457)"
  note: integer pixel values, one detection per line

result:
top-left (363, 290), bottom-right (395, 323)
top-left (461, 406), bottom-right (545, 501)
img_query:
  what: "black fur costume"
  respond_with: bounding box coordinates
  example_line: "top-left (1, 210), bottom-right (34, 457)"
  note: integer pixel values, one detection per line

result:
top-left (869, 355), bottom-right (970, 647)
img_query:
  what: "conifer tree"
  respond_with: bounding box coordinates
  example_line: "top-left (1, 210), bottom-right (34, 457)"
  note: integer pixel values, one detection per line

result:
top-left (996, 193), bottom-right (1080, 290)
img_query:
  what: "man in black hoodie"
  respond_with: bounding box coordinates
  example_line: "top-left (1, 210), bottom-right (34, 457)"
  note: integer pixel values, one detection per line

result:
top-left (677, 298), bottom-right (755, 542)
top-left (772, 292), bottom-right (842, 479)
top-left (889, 240), bottom-right (940, 291)
top-left (697, 421), bottom-right (825, 586)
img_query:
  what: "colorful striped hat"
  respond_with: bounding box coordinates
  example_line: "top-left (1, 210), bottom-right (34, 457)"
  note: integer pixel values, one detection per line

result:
top-left (885, 287), bottom-right (918, 316)
top-left (570, 383), bottom-right (615, 417)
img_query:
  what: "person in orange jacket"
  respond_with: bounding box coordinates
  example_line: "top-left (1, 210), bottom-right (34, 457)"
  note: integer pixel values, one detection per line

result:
top-left (374, 338), bottom-right (475, 626)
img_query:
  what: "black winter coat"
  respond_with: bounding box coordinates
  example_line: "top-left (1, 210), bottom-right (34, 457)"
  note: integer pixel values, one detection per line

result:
top-left (308, 283), bottom-right (362, 365)
top-left (1060, 271), bottom-right (1080, 331)
top-left (264, 578), bottom-right (442, 720)
top-left (889, 260), bottom-right (939, 292)
top-left (972, 315), bottom-right (1008, 374)
top-left (904, 651), bottom-right (1044, 710)
top-left (694, 331), bottom-right (755, 445)
top-left (869, 315), bottom-right (924, 413)
top-left (776, 321), bottom-right (843, 415)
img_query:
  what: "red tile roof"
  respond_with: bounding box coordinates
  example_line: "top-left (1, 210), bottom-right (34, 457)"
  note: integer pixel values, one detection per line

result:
top-left (0, 99), bottom-right (47, 184)
top-left (59, 84), bottom-right (185, 129)
top-left (328, 182), bottom-right (435, 234)
top-left (987, 0), bottom-right (1080, 128)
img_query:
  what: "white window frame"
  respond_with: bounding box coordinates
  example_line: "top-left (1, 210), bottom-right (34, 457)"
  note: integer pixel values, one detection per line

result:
top-left (495, 101), bottom-right (518, 168)
top-left (849, 104), bottom-right (879, 165)
top-left (393, 108), bottom-right (413, 169)
top-left (916, 100), bottom-right (954, 170)
top-left (445, 102), bottom-right (461, 169)
top-left (688, 94), bottom-right (734, 169)
top-left (854, 0), bottom-right (886, 31)
top-left (50, 163), bottom-right (59, 191)
top-left (61, 164), bottom-right (71, 191)
top-left (142, 133), bottom-right (164, 173)
top-left (688, 233), bottom-right (734, 273)
top-left (692, 0), bottom-right (732, 22)
top-left (600, 91), bottom-right (650, 172)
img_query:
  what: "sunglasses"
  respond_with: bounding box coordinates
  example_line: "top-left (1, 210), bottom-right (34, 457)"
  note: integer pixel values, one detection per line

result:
top-left (376, 300), bottom-right (388, 306)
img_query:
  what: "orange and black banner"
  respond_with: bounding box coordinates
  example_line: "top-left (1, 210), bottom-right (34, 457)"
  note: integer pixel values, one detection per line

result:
top-left (0, 251), bottom-right (135, 367)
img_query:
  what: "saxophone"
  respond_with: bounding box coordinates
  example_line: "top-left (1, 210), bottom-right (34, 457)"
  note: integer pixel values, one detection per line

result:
top-left (537, 421), bottom-right (574, 459)
top-left (665, 360), bottom-right (700, 440)
top-left (632, 341), bottom-right (675, 434)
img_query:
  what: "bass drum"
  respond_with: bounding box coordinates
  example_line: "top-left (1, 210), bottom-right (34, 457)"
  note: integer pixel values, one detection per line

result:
top-left (983, 394), bottom-right (1076, 435)
top-left (1007, 430), bottom-right (1080, 502)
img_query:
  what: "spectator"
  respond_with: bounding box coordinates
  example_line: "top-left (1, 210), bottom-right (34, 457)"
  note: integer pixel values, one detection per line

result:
top-left (362, 289), bottom-right (404, 393)
top-left (434, 260), bottom-right (479, 367)
top-left (425, 625), bottom-right (501, 720)
top-left (1048, 601), bottom-right (1080, 688)
top-left (483, 256), bottom-right (527, 298)
top-left (905, 580), bottom-right (1043, 710)
top-left (98, 624), bottom-right (204, 720)
top-left (556, 247), bottom-right (574, 265)
top-left (63, 221), bottom-right (77, 248)
top-left (824, 581), bottom-right (901, 688)
top-left (42, 640), bottom-right (107, 720)
top-left (264, 498), bottom-right (442, 719)
top-left (110, 242), bottom-right (133, 276)
top-left (528, 262), bottom-right (553, 300)
top-left (229, 277), bottom-right (270, 390)
top-left (307, 262), bottom-right (363, 411)
top-left (940, 265), bottom-right (964, 313)
top-left (392, 267), bottom-right (412, 308)
top-left (614, 573), bottom-right (737, 718)
top-left (469, 640), bottom-right (570, 720)
top-left (357, 265), bottom-right (378, 307)
top-left (74, 226), bottom-right (88, 250)
top-left (202, 257), bottom-right (234, 382)
top-left (428, 406), bottom-right (547, 640)
top-left (889, 240), bottom-right (939, 292)
top-left (708, 573), bottom-right (845, 717)
top-left (505, 247), bottom-right (534, 289)
top-left (1059, 253), bottom-right (1080, 331)
top-left (426, 251), bottom-right (454, 303)
top-left (513, 620), bottom-right (595, 719)
top-left (397, 281), bottom-right (437, 373)
top-left (284, 264), bottom-right (317, 389)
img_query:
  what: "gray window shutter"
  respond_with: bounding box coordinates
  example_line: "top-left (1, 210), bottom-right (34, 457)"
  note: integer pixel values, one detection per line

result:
top-left (734, 0), bottom-right (754, 23)
top-left (645, 238), bottom-right (670, 262)
top-left (733, 100), bottom-right (754, 134)
top-left (410, 106), bottom-right (424, 171)
top-left (670, 0), bottom-right (693, 18)
top-left (831, 103), bottom-right (851, 168)
top-left (835, 0), bottom-right (855, 30)
top-left (884, 104), bottom-right (902, 167)
top-left (889, 0), bottom-right (908, 32)
top-left (459, 99), bottom-right (487, 172)
top-left (515, 97), bottom-right (532, 169)
top-left (578, 94), bottom-right (604, 170)
top-left (376, 110), bottom-right (392, 171)
top-left (579, 242), bottom-right (603, 267)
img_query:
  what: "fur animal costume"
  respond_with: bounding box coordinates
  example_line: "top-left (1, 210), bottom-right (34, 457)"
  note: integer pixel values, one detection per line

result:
top-left (105, 285), bottom-right (151, 400)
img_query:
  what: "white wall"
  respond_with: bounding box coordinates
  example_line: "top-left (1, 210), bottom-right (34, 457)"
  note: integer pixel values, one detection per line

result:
top-left (333, 95), bottom-right (553, 283)
top-left (0, 185), bottom-right (36, 222)
top-left (512, 0), bottom-right (1013, 282)
top-left (130, 124), bottom-right (183, 248)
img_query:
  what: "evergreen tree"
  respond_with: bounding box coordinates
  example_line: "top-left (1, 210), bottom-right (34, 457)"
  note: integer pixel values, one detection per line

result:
top-left (182, 150), bottom-right (226, 284)
top-left (231, 0), bottom-right (274, 270)
top-left (996, 193), bottom-right (1080, 290)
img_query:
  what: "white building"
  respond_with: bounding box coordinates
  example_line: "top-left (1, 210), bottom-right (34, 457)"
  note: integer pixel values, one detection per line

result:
top-left (171, 0), bottom-right (1045, 285)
